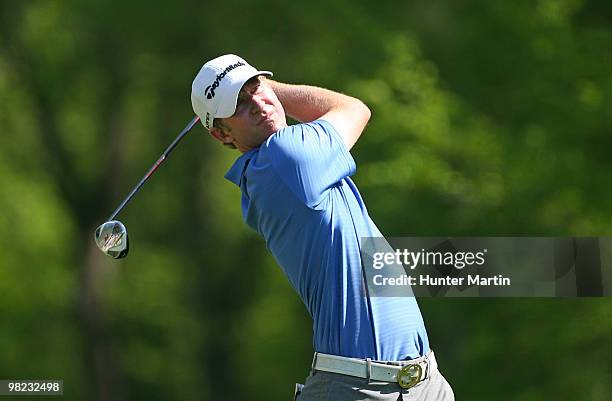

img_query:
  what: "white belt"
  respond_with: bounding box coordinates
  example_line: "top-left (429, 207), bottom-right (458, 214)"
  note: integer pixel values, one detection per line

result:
top-left (312, 351), bottom-right (436, 389)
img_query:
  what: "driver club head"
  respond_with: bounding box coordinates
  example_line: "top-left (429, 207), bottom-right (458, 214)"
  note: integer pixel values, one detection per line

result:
top-left (94, 220), bottom-right (129, 259)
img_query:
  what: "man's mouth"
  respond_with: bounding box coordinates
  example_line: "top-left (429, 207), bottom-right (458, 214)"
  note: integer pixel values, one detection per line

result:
top-left (257, 112), bottom-right (274, 126)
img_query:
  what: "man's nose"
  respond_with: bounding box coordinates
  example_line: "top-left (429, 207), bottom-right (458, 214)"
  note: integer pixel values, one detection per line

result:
top-left (249, 95), bottom-right (266, 114)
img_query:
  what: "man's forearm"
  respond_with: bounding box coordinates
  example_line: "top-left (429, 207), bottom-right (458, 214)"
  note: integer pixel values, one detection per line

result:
top-left (267, 79), bottom-right (361, 123)
top-left (266, 78), bottom-right (371, 149)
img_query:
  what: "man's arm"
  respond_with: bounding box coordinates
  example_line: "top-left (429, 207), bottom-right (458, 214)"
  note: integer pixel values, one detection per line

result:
top-left (266, 79), bottom-right (371, 150)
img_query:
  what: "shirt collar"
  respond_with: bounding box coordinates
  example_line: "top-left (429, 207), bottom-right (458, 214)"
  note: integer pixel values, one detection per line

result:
top-left (224, 148), bottom-right (258, 187)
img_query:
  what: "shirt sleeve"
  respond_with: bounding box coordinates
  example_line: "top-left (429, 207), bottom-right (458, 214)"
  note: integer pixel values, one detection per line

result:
top-left (264, 119), bottom-right (356, 207)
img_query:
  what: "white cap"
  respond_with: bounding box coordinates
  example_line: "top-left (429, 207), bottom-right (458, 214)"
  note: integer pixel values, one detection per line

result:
top-left (191, 54), bottom-right (273, 130)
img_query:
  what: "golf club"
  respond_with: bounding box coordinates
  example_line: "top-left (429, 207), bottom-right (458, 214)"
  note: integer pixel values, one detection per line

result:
top-left (94, 116), bottom-right (200, 259)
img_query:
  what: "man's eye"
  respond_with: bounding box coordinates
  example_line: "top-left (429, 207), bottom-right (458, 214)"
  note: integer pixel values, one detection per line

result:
top-left (248, 84), bottom-right (260, 95)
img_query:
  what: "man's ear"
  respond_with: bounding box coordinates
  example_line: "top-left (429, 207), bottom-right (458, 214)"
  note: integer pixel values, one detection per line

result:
top-left (209, 127), bottom-right (234, 146)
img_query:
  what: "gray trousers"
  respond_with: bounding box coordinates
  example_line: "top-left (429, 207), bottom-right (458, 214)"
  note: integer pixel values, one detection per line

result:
top-left (294, 352), bottom-right (454, 401)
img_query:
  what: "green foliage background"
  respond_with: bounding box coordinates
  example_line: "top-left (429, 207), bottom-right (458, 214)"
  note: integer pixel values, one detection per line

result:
top-left (1, 0), bottom-right (611, 400)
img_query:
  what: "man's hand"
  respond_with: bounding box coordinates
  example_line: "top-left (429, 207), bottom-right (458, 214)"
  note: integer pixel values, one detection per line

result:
top-left (266, 79), bottom-right (371, 150)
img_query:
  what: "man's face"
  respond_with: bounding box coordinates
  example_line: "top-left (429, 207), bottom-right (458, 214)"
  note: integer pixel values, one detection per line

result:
top-left (211, 76), bottom-right (286, 152)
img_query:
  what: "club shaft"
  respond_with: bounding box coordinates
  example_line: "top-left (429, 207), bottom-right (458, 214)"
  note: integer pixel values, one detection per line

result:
top-left (107, 116), bottom-right (200, 221)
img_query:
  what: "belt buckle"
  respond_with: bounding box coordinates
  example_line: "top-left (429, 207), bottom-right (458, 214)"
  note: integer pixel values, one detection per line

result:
top-left (397, 364), bottom-right (422, 389)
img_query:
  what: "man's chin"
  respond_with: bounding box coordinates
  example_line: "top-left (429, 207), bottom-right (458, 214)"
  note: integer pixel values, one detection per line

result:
top-left (262, 120), bottom-right (285, 135)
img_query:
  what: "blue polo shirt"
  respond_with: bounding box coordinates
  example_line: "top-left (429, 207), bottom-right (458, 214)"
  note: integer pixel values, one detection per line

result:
top-left (225, 120), bottom-right (429, 361)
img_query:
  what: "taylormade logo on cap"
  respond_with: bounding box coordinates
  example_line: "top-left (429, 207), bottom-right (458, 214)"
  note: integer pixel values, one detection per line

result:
top-left (204, 61), bottom-right (245, 99)
top-left (191, 54), bottom-right (273, 130)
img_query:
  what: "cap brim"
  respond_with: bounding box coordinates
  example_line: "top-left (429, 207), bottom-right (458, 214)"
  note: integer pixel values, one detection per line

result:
top-left (215, 70), bottom-right (273, 119)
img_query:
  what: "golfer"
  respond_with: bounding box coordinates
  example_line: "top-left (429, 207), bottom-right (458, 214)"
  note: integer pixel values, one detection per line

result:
top-left (191, 54), bottom-right (454, 401)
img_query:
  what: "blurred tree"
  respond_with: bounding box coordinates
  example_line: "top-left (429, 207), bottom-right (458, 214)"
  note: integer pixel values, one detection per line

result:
top-left (0, 0), bottom-right (610, 400)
